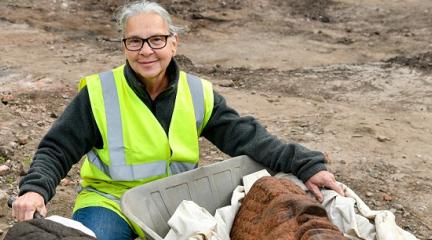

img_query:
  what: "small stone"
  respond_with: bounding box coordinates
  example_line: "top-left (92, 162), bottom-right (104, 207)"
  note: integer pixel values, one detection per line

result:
top-left (366, 191), bottom-right (373, 197)
top-left (383, 193), bottom-right (393, 201)
top-left (0, 165), bottom-right (10, 176)
top-left (377, 135), bottom-right (391, 142)
top-left (8, 141), bottom-right (18, 149)
top-left (0, 146), bottom-right (13, 158)
top-left (324, 152), bottom-right (331, 163)
top-left (318, 15), bottom-right (330, 23)
top-left (60, 178), bottom-right (74, 186)
top-left (393, 203), bottom-right (404, 210)
top-left (18, 163), bottom-right (27, 176)
top-left (218, 80), bottom-right (235, 88)
top-left (267, 98), bottom-right (280, 103)
top-left (49, 112), bottom-right (58, 118)
top-left (17, 135), bottom-right (29, 145)
top-left (19, 122), bottom-right (28, 127)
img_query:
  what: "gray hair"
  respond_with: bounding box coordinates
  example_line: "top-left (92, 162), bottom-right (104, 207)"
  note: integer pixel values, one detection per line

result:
top-left (116, 1), bottom-right (183, 37)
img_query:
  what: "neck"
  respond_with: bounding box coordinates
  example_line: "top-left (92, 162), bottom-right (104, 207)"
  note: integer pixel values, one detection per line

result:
top-left (140, 74), bottom-right (169, 100)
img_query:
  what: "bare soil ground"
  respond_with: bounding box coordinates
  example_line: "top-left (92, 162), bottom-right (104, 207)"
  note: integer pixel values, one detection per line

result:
top-left (1, 0), bottom-right (432, 238)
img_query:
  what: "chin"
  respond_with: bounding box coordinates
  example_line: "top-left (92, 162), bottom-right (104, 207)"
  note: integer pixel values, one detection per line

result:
top-left (138, 70), bottom-right (162, 80)
top-left (133, 65), bottom-right (159, 78)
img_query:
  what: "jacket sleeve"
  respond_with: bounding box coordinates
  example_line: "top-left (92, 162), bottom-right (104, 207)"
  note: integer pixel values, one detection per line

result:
top-left (18, 87), bottom-right (101, 203)
top-left (201, 90), bottom-right (327, 182)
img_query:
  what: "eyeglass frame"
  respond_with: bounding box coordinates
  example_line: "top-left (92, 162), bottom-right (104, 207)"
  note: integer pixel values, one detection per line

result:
top-left (122, 34), bottom-right (173, 51)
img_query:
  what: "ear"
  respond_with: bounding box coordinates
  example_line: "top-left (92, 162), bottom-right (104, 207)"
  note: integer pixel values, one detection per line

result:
top-left (123, 43), bottom-right (128, 58)
top-left (170, 34), bottom-right (179, 56)
top-left (121, 39), bottom-right (129, 57)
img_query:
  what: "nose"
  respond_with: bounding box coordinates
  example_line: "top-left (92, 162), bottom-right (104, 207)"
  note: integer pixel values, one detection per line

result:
top-left (138, 41), bottom-right (154, 55)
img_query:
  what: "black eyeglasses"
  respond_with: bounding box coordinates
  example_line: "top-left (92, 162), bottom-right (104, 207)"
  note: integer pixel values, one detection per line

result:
top-left (122, 34), bottom-right (171, 51)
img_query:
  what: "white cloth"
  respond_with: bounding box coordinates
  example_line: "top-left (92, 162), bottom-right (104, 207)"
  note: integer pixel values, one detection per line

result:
top-left (332, 184), bottom-right (418, 240)
top-left (45, 215), bottom-right (97, 238)
top-left (164, 200), bottom-right (219, 240)
top-left (164, 171), bottom-right (418, 240)
top-left (164, 186), bottom-right (245, 240)
top-left (214, 186), bottom-right (245, 238)
top-left (242, 169), bottom-right (271, 194)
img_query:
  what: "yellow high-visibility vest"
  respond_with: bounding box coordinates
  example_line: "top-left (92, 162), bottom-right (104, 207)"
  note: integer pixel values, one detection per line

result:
top-left (73, 64), bottom-right (214, 236)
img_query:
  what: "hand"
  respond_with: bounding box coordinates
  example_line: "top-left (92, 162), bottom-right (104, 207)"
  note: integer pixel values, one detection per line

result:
top-left (12, 192), bottom-right (47, 221)
top-left (305, 170), bottom-right (344, 202)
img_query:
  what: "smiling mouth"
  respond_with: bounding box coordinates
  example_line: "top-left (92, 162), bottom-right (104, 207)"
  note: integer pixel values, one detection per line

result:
top-left (138, 60), bottom-right (157, 65)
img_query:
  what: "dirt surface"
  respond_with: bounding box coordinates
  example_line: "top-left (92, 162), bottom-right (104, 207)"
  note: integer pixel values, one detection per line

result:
top-left (0, 0), bottom-right (432, 238)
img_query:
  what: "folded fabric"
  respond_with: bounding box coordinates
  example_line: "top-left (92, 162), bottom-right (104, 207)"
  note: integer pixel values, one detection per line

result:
top-left (214, 186), bottom-right (245, 239)
top-left (164, 200), bottom-right (219, 240)
top-left (163, 166), bottom-right (263, 240)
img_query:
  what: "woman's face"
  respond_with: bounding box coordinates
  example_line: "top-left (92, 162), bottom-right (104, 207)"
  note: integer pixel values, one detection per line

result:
top-left (123, 12), bottom-right (177, 82)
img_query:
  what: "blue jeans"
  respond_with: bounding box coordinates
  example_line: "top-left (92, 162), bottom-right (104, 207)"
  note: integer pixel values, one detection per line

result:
top-left (72, 207), bottom-right (138, 240)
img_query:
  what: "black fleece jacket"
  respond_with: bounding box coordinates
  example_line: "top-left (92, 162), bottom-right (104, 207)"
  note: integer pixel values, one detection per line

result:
top-left (19, 60), bottom-right (327, 203)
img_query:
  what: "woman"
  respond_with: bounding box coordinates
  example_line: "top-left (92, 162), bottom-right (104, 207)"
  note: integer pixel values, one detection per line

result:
top-left (12, 1), bottom-right (344, 239)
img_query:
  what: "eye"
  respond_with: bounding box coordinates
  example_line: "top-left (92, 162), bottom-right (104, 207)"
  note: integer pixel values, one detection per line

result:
top-left (127, 38), bottom-right (142, 44)
top-left (149, 36), bottom-right (165, 44)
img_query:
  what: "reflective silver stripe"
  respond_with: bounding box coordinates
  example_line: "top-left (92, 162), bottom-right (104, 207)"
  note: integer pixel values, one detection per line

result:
top-left (87, 150), bottom-right (167, 181)
top-left (170, 161), bottom-right (197, 175)
top-left (99, 71), bottom-right (125, 168)
top-left (87, 150), bottom-right (109, 174)
top-left (110, 160), bottom-right (167, 180)
top-left (80, 186), bottom-right (120, 204)
top-left (186, 73), bottom-right (205, 131)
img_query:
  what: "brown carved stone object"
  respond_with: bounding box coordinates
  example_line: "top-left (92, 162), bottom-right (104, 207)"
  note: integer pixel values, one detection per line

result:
top-left (230, 176), bottom-right (347, 240)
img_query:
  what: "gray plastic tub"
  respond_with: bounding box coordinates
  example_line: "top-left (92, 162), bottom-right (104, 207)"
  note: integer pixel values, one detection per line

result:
top-left (120, 155), bottom-right (273, 240)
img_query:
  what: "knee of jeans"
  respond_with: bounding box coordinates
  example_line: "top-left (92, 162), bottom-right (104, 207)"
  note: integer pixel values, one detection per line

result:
top-left (72, 207), bottom-right (136, 240)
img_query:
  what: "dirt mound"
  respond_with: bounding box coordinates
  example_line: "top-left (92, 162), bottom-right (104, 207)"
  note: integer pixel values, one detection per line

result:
top-left (160, 0), bottom-right (244, 16)
top-left (386, 52), bottom-right (432, 73)
top-left (285, 0), bottom-right (335, 23)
